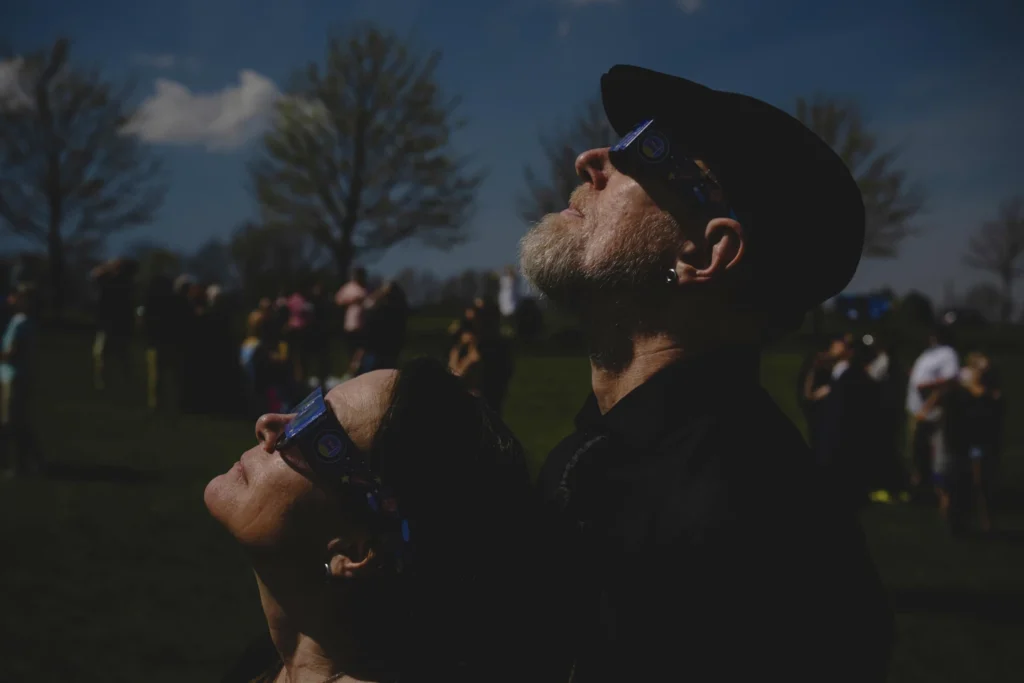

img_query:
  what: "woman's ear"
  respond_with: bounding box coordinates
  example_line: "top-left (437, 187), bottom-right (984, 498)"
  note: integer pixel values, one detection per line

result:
top-left (326, 537), bottom-right (376, 580)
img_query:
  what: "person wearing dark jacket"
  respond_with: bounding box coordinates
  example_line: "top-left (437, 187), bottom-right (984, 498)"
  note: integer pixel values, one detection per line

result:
top-left (91, 259), bottom-right (138, 392)
top-left (142, 274), bottom-right (180, 411)
top-left (519, 65), bottom-right (892, 682)
top-left (814, 336), bottom-right (884, 509)
top-left (358, 282), bottom-right (409, 375)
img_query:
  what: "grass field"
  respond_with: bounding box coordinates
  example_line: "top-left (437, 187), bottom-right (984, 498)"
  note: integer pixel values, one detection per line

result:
top-left (2, 328), bottom-right (1024, 682)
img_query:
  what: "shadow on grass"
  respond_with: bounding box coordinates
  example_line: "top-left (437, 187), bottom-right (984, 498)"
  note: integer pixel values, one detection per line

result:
top-left (44, 462), bottom-right (161, 484)
top-left (890, 587), bottom-right (1024, 625)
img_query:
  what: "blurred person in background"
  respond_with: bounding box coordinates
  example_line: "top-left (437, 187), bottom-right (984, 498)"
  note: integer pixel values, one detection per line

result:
top-left (813, 334), bottom-right (884, 510)
top-left (336, 267), bottom-right (369, 378)
top-left (864, 336), bottom-right (911, 503)
top-left (257, 296), bottom-right (282, 354)
top-left (272, 290), bottom-right (291, 361)
top-left (800, 334), bottom-right (849, 456)
top-left (497, 265), bottom-right (519, 334)
top-left (474, 301), bottom-right (515, 416)
top-left (947, 351), bottom-right (1005, 534)
top-left (519, 65), bottom-right (891, 681)
top-left (285, 285), bottom-right (314, 383)
top-left (240, 310), bottom-right (287, 419)
top-left (208, 358), bottom-right (548, 683)
top-left (141, 274), bottom-right (179, 412)
top-left (448, 301), bottom-right (514, 416)
top-left (358, 281), bottom-right (409, 375)
top-left (206, 284), bottom-right (242, 417)
top-left (91, 258), bottom-right (139, 392)
top-left (0, 285), bottom-right (42, 478)
top-left (906, 325), bottom-right (960, 514)
top-left (305, 282), bottom-right (333, 387)
top-left (181, 283), bottom-right (212, 414)
top-left (447, 300), bottom-right (487, 396)
top-left (446, 300), bottom-right (479, 344)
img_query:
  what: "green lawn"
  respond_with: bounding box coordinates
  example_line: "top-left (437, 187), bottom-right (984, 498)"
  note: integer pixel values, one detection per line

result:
top-left (2, 329), bottom-right (1023, 682)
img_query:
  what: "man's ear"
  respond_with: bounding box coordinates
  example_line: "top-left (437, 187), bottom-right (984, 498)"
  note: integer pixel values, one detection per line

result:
top-left (326, 537), bottom-right (376, 580)
top-left (673, 216), bottom-right (746, 285)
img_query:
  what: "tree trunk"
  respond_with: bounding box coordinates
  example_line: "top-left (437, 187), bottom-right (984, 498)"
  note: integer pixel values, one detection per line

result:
top-left (48, 231), bottom-right (65, 313)
top-left (333, 242), bottom-right (353, 284)
top-left (47, 147), bottom-right (64, 313)
top-left (1001, 275), bottom-right (1013, 324)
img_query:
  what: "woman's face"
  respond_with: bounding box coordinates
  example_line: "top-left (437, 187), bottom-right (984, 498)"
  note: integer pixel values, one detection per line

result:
top-left (204, 371), bottom-right (397, 550)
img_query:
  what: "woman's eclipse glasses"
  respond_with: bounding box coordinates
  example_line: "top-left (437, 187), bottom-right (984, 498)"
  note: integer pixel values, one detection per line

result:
top-left (275, 387), bottom-right (412, 566)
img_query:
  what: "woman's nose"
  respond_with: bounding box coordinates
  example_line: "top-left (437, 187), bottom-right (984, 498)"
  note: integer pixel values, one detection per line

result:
top-left (255, 413), bottom-right (289, 452)
top-left (574, 147), bottom-right (612, 190)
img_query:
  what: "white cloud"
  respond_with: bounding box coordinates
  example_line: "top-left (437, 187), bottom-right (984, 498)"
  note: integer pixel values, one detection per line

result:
top-left (676, 0), bottom-right (703, 13)
top-left (0, 58), bottom-right (32, 109)
top-left (124, 70), bottom-right (281, 151)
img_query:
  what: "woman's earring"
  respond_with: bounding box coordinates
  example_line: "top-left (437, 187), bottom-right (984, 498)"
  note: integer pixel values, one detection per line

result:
top-left (666, 268), bottom-right (677, 285)
top-left (324, 562), bottom-right (333, 580)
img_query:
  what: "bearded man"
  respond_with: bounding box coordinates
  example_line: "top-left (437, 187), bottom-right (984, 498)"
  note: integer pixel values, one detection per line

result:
top-left (521, 66), bottom-right (893, 683)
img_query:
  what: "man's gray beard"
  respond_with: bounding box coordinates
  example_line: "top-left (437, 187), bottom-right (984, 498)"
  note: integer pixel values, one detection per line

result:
top-left (518, 216), bottom-right (675, 314)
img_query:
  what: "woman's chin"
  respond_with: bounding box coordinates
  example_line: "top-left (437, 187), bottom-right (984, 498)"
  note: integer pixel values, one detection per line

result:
top-left (203, 472), bottom-right (234, 521)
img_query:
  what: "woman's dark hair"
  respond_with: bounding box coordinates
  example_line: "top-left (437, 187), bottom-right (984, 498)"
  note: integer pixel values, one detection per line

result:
top-left (356, 357), bottom-right (540, 681)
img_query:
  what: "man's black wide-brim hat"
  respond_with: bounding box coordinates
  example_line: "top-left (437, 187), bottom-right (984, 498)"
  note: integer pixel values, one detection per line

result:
top-left (601, 65), bottom-right (865, 315)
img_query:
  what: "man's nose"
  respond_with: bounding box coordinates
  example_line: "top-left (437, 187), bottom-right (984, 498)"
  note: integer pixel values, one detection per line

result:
top-left (575, 147), bottom-right (612, 191)
top-left (255, 413), bottom-right (290, 452)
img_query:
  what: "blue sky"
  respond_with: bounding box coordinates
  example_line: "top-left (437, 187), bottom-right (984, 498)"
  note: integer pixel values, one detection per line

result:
top-left (5, 0), bottom-right (1023, 302)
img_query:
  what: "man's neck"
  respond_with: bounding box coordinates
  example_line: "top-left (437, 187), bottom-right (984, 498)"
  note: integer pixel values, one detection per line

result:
top-left (254, 569), bottom-right (381, 683)
top-left (590, 336), bottom-right (686, 414)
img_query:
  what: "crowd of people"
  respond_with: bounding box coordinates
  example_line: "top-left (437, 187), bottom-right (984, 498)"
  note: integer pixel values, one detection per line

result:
top-left (88, 259), bottom-right (527, 424)
top-left (800, 326), bottom-right (1006, 533)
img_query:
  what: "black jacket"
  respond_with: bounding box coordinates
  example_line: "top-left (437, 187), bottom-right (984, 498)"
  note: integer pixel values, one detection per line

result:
top-left (535, 351), bottom-right (893, 682)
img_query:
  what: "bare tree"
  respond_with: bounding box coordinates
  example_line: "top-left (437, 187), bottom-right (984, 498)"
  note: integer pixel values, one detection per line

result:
top-left (795, 96), bottom-right (924, 258)
top-left (185, 238), bottom-right (236, 288)
top-left (519, 96), bottom-right (617, 225)
top-left (250, 24), bottom-right (484, 281)
top-left (229, 221), bottom-right (330, 301)
top-left (127, 238), bottom-right (181, 285)
top-left (0, 38), bottom-right (166, 310)
top-left (963, 196), bottom-right (1024, 323)
top-left (962, 282), bottom-right (1005, 324)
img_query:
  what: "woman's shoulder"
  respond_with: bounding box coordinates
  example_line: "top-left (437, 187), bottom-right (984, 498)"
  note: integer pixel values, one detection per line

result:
top-left (220, 635), bottom-right (281, 683)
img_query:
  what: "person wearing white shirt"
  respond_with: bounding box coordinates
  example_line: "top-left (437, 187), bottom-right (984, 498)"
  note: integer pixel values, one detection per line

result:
top-left (498, 266), bottom-right (519, 321)
top-left (905, 326), bottom-right (959, 512)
